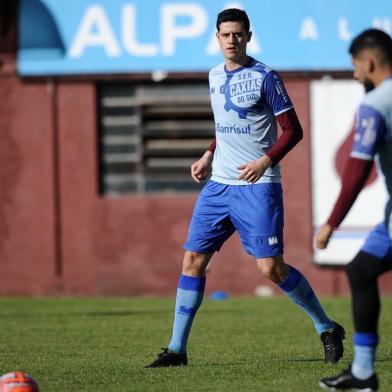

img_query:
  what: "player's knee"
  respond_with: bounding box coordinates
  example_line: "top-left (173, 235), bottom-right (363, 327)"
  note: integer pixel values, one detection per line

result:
top-left (346, 251), bottom-right (380, 286)
top-left (257, 256), bottom-right (287, 283)
top-left (182, 251), bottom-right (211, 277)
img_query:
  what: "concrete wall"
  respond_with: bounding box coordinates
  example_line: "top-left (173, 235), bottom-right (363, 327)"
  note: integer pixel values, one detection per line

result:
top-left (1, 56), bottom-right (392, 296)
top-left (0, 74), bottom-right (58, 295)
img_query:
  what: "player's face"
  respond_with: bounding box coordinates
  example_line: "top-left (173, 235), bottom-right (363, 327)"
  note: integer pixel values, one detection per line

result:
top-left (216, 21), bottom-right (251, 63)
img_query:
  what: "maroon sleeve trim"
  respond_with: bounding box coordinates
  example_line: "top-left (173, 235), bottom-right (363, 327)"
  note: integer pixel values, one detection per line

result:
top-left (207, 139), bottom-right (216, 153)
top-left (327, 157), bottom-right (374, 228)
top-left (265, 108), bottom-right (303, 165)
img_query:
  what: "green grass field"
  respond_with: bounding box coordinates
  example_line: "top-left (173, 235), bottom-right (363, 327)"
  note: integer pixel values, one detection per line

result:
top-left (1, 296), bottom-right (391, 391)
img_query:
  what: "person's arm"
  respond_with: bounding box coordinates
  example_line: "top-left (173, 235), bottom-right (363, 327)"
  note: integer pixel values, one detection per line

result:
top-left (238, 71), bottom-right (300, 182)
top-left (327, 157), bottom-right (374, 228)
top-left (207, 139), bottom-right (216, 153)
top-left (315, 157), bottom-right (373, 249)
top-left (220, 107), bottom-right (303, 178)
top-left (191, 140), bottom-right (215, 183)
top-left (237, 109), bottom-right (303, 182)
top-left (266, 108), bottom-right (303, 165)
top-left (315, 103), bottom-right (387, 249)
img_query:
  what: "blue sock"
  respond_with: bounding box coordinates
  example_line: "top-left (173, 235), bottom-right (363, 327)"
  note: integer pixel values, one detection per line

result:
top-left (352, 333), bottom-right (378, 379)
top-left (278, 266), bottom-right (334, 334)
top-left (168, 274), bottom-right (205, 354)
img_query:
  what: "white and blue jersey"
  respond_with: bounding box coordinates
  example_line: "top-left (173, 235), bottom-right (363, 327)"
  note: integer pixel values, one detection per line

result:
top-left (352, 77), bottom-right (392, 258)
top-left (184, 58), bottom-right (293, 258)
top-left (209, 57), bottom-right (293, 185)
top-left (351, 77), bottom-right (392, 197)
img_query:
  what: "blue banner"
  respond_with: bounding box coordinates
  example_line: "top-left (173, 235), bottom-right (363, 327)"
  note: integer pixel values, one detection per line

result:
top-left (18, 0), bottom-right (392, 75)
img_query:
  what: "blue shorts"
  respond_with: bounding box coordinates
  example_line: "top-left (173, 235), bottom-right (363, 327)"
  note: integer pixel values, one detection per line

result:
top-left (361, 223), bottom-right (392, 260)
top-left (184, 180), bottom-right (284, 258)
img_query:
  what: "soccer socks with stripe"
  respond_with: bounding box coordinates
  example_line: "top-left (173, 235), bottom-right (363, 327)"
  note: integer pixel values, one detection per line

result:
top-left (168, 274), bottom-right (206, 354)
top-left (278, 266), bottom-right (334, 334)
top-left (352, 333), bottom-right (378, 379)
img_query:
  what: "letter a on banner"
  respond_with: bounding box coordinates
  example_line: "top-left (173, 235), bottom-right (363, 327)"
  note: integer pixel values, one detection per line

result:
top-left (299, 18), bottom-right (319, 41)
top-left (69, 5), bottom-right (121, 58)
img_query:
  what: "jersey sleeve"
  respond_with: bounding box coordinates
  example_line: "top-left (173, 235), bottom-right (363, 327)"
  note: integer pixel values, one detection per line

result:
top-left (326, 157), bottom-right (373, 228)
top-left (351, 104), bottom-right (387, 160)
top-left (261, 71), bottom-right (294, 116)
top-left (266, 109), bottom-right (303, 165)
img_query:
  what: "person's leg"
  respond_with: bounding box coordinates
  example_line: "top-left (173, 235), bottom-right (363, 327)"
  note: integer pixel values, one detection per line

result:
top-left (318, 251), bottom-right (388, 391)
top-left (146, 181), bottom-right (234, 367)
top-left (319, 222), bottom-right (392, 390)
top-left (256, 256), bottom-right (336, 334)
top-left (167, 251), bottom-right (212, 354)
top-left (146, 251), bottom-right (212, 368)
top-left (256, 256), bottom-right (344, 363)
top-left (167, 182), bottom-right (233, 354)
top-left (230, 183), bottom-right (343, 362)
top-left (346, 251), bottom-right (391, 379)
top-left (346, 220), bottom-right (392, 380)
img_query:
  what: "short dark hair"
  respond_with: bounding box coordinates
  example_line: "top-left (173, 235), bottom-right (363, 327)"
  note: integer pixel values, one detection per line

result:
top-left (349, 28), bottom-right (392, 64)
top-left (216, 8), bottom-right (250, 33)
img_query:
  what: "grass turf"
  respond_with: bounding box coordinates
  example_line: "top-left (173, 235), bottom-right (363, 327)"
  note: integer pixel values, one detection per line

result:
top-left (0, 296), bottom-right (391, 391)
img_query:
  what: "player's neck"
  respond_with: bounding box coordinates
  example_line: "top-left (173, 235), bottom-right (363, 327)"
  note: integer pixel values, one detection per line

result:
top-left (373, 67), bottom-right (392, 87)
top-left (225, 55), bottom-right (251, 71)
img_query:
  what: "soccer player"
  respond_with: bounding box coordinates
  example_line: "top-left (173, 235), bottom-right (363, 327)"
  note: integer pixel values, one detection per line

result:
top-left (146, 8), bottom-right (344, 368)
top-left (315, 29), bottom-right (392, 392)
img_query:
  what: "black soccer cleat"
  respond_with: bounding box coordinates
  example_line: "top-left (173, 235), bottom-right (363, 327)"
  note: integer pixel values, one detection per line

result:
top-left (145, 348), bottom-right (188, 368)
top-left (319, 366), bottom-right (378, 391)
top-left (320, 322), bottom-right (345, 363)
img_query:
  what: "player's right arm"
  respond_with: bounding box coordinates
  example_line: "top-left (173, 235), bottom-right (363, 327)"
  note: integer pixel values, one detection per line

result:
top-left (315, 157), bottom-right (374, 249)
top-left (191, 71), bottom-right (217, 183)
top-left (190, 140), bottom-right (216, 183)
top-left (191, 149), bottom-right (214, 183)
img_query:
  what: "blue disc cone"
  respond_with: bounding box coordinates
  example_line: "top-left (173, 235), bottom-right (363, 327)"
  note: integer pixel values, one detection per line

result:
top-left (209, 291), bottom-right (229, 300)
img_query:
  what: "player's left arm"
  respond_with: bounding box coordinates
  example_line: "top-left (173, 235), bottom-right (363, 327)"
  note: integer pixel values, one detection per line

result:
top-left (266, 108), bottom-right (303, 164)
top-left (238, 109), bottom-right (303, 182)
top-left (315, 104), bottom-right (387, 249)
top-left (238, 71), bottom-right (303, 183)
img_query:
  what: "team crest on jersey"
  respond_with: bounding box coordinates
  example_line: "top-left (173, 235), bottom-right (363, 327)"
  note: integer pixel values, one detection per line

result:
top-left (222, 73), bottom-right (262, 119)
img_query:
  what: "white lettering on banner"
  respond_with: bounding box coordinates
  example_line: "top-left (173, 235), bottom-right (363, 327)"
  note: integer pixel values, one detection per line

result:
top-left (66, 4), bottom-right (391, 61)
top-left (68, 5), bottom-right (120, 58)
top-left (161, 4), bottom-right (208, 56)
top-left (373, 18), bottom-right (391, 34)
top-left (299, 17), bottom-right (319, 41)
top-left (338, 17), bottom-right (352, 41)
top-left (122, 5), bottom-right (158, 56)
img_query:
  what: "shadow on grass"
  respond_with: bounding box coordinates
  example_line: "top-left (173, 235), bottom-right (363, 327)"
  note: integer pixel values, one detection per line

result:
top-left (193, 358), bottom-right (326, 367)
top-left (204, 356), bottom-right (392, 366)
top-left (278, 356), bottom-right (392, 364)
top-left (86, 307), bottom-right (248, 317)
top-left (375, 357), bottom-right (392, 362)
top-left (86, 310), bottom-right (170, 317)
top-left (0, 309), bottom-right (171, 318)
top-left (0, 306), bottom-right (253, 319)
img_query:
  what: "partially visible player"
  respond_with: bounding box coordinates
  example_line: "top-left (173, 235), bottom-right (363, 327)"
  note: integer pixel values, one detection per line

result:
top-left (315, 28), bottom-right (392, 392)
top-left (146, 8), bottom-right (345, 368)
